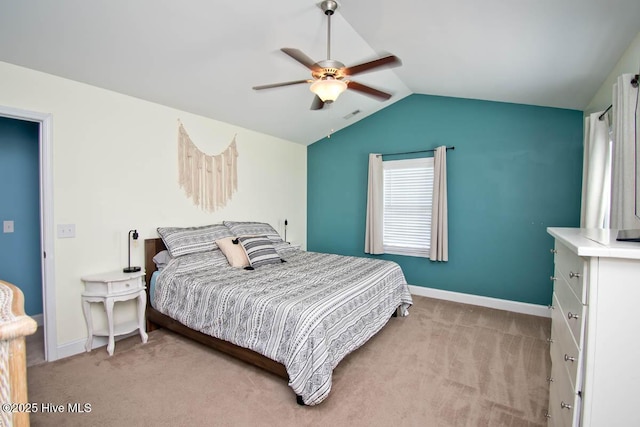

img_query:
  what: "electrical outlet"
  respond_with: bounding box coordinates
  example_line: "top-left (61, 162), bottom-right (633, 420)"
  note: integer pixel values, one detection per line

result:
top-left (57, 224), bottom-right (76, 238)
top-left (3, 220), bottom-right (14, 233)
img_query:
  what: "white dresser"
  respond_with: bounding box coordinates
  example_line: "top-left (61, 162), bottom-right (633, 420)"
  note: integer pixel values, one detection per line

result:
top-left (546, 227), bottom-right (640, 426)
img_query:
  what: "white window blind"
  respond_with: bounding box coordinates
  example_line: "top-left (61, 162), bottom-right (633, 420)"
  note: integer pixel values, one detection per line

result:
top-left (383, 157), bottom-right (434, 257)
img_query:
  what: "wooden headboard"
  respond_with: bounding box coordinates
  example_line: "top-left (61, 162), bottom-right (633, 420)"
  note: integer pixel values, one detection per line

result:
top-left (144, 238), bottom-right (166, 306)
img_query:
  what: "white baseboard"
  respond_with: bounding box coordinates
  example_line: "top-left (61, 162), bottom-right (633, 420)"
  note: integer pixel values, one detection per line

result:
top-left (408, 285), bottom-right (551, 318)
top-left (55, 331), bottom-right (140, 361)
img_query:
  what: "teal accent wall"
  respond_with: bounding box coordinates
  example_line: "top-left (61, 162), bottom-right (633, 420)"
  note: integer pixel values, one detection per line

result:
top-left (307, 94), bottom-right (583, 305)
top-left (0, 116), bottom-right (42, 316)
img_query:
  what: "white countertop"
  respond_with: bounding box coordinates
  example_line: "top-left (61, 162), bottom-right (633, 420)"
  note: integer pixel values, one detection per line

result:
top-left (547, 227), bottom-right (640, 259)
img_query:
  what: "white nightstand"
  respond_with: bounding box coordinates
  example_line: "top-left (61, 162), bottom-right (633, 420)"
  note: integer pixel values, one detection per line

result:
top-left (81, 270), bottom-right (148, 356)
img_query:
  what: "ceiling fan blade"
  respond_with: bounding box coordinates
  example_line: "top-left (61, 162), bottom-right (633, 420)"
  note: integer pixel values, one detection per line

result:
top-left (343, 55), bottom-right (401, 76)
top-left (281, 48), bottom-right (322, 72)
top-left (347, 81), bottom-right (392, 101)
top-left (310, 95), bottom-right (325, 110)
top-left (252, 79), bottom-right (311, 90)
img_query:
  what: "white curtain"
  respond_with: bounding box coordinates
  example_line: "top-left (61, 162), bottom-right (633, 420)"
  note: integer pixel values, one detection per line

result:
top-left (364, 153), bottom-right (384, 254)
top-left (580, 112), bottom-right (611, 228)
top-left (611, 74), bottom-right (640, 230)
top-left (429, 146), bottom-right (448, 261)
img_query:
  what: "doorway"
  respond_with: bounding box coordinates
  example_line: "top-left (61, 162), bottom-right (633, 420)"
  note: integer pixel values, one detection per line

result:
top-left (0, 105), bottom-right (57, 362)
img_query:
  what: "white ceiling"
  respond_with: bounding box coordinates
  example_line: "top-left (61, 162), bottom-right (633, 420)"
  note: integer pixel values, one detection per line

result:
top-left (0, 0), bottom-right (639, 145)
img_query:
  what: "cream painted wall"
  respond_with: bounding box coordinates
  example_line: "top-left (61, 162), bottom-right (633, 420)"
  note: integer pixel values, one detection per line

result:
top-left (0, 61), bottom-right (306, 351)
top-left (586, 31), bottom-right (640, 113)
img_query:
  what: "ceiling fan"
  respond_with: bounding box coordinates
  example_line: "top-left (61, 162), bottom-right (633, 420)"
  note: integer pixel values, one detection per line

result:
top-left (252, 0), bottom-right (402, 110)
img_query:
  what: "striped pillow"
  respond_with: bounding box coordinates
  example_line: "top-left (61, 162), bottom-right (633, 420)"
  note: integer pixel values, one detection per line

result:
top-left (223, 221), bottom-right (283, 243)
top-left (157, 224), bottom-right (233, 257)
top-left (237, 235), bottom-right (282, 268)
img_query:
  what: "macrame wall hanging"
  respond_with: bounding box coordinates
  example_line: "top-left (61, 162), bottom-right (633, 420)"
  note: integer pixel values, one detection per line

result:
top-left (177, 120), bottom-right (238, 212)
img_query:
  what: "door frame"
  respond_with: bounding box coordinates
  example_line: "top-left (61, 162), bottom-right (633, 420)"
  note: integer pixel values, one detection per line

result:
top-left (0, 105), bottom-right (57, 361)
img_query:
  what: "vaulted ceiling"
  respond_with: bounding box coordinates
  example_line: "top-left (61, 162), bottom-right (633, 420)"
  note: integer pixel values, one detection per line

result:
top-left (1, 0), bottom-right (639, 145)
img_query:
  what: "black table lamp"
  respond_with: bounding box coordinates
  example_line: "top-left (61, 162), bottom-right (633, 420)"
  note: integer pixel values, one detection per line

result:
top-left (123, 229), bottom-right (141, 273)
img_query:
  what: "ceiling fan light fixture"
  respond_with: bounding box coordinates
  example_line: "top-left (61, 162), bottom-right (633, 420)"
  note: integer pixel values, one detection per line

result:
top-left (310, 78), bottom-right (347, 102)
top-left (252, 0), bottom-right (400, 110)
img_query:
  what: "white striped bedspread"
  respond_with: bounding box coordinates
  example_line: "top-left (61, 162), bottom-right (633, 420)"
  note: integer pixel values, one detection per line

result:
top-left (154, 247), bottom-right (413, 405)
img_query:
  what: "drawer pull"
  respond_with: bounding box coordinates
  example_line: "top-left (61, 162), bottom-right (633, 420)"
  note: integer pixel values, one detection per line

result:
top-left (544, 411), bottom-right (551, 418)
top-left (546, 377), bottom-right (554, 383)
top-left (567, 312), bottom-right (579, 320)
top-left (550, 249), bottom-right (557, 254)
top-left (560, 401), bottom-right (572, 410)
top-left (569, 271), bottom-right (581, 279)
top-left (564, 354), bottom-right (576, 362)
top-left (550, 276), bottom-right (557, 281)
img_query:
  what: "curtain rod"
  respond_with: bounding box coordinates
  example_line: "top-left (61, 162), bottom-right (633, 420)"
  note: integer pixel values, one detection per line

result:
top-left (599, 74), bottom-right (639, 121)
top-left (598, 104), bottom-right (612, 121)
top-left (377, 146), bottom-right (455, 157)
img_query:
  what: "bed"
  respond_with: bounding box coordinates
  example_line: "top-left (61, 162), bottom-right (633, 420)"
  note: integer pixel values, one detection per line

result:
top-left (144, 222), bottom-right (413, 406)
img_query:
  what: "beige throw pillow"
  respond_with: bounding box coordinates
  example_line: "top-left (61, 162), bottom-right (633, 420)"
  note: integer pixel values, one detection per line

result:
top-left (216, 237), bottom-right (250, 268)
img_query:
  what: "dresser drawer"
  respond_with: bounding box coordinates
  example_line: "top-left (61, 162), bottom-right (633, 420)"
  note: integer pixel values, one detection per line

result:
top-left (109, 277), bottom-right (142, 293)
top-left (553, 277), bottom-right (585, 349)
top-left (83, 277), bottom-right (142, 296)
top-left (548, 354), bottom-right (581, 427)
top-left (554, 242), bottom-right (586, 303)
top-left (550, 293), bottom-right (582, 391)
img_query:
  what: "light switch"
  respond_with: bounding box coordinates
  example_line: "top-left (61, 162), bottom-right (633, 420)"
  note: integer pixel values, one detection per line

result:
top-left (3, 220), bottom-right (14, 233)
top-left (57, 224), bottom-right (76, 238)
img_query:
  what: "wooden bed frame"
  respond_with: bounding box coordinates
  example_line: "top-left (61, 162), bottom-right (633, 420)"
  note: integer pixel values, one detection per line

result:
top-left (144, 238), bottom-right (288, 380)
top-left (144, 237), bottom-right (400, 405)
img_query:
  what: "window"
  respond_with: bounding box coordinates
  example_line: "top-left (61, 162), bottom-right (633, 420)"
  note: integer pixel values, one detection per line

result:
top-left (382, 157), bottom-right (433, 257)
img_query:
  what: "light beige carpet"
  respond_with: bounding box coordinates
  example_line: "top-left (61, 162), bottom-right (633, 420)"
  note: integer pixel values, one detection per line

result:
top-left (26, 296), bottom-right (551, 426)
top-left (26, 326), bottom-right (45, 367)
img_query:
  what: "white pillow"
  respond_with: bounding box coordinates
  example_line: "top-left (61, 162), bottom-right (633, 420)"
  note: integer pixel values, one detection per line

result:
top-left (216, 237), bottom-right (250, 268)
